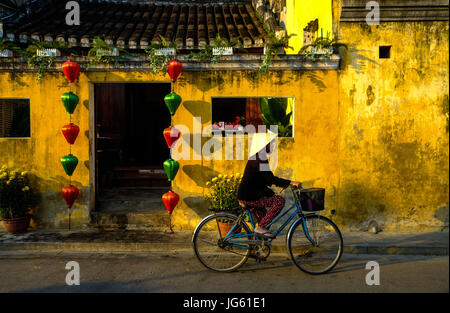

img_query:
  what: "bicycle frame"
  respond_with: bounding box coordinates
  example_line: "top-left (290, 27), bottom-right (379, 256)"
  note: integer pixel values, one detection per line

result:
top-left (221, 188), bottom-right (316, 249)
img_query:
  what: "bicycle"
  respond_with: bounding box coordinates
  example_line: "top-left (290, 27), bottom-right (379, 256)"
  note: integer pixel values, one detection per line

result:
top-left (192, 186), bottom-right (343, 274)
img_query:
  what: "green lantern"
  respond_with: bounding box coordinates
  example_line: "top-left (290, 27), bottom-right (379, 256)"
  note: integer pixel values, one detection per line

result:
top-left (61, 91), bottom-right (79, 114)
top-left (164, 92), bottom-right (182, 115)
top-left (163, 158), bottom-right (179, 181)
top-left (61, 154), bottom-right (79, 176)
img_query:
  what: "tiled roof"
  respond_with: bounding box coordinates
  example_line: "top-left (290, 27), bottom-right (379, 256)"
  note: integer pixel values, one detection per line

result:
top-left (2, 0), bottom-right (271, 49)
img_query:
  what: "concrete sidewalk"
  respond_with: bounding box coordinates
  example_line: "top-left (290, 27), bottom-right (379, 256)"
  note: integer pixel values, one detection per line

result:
top-left (0, 229), bottom-right (448, 256)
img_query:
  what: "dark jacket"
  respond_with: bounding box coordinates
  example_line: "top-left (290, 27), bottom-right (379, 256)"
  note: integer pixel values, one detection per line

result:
top-left (237, 157), bottom-right (291, 201)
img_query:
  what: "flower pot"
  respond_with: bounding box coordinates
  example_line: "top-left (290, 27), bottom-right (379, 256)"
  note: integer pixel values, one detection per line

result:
top-left (0, 49), bottom-right (13, 58)
top-left (2, 215), bottom-right (31, 234)
top-left (218, 221), bottom-right (241, 236)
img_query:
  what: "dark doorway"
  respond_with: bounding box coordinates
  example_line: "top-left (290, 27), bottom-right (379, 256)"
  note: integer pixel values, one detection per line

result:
top-left (95, 83), bottom-right (171, 206)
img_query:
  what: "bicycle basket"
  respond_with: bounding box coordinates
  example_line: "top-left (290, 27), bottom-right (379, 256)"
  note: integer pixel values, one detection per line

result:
top-left (298, 188), bottom-right (325, 211)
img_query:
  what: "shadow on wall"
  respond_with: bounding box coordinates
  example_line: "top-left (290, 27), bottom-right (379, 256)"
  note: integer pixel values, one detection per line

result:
top-left (183, 196), bottom-right (210, 217)
top-left (182, 164), bottom-right (221, 188)
top-left (339, 41), bottom-right (380, 75)
top-left (305, 71), bottom-right (327, 93)
top-left (335, 181), bottom-right (387, 226)
top-left (183, 101), bottom-right (210, 123)
top-left (31, 175), bottom-right (88, 228)
top-left (175, 133), bottom-right (224, 161)
top-left (181, 71), bottom-right (225, 93)
top-left (434, 204), bottom-right (449, 230)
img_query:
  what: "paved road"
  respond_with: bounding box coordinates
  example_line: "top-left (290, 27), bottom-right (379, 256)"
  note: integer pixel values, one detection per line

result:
top-left (0, 252), bottom-right (447, 293)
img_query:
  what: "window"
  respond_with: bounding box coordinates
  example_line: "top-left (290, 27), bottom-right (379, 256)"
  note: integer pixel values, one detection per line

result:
top-left (379, 46), bottom-right (391, 59)
top-left (0, 99), bottom-right (30, 138)
top-left (211, 97), bottom-right (294, 137)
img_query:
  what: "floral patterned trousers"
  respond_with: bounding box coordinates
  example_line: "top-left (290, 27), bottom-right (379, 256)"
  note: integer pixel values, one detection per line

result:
top-left (239, 195), bottom-right (286, 228)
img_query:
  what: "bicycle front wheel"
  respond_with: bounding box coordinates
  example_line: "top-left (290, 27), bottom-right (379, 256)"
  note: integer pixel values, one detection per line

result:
top-left (287, 214), bottom-right (343, 275)
top-left (192, 213), bottom-right (252, 272)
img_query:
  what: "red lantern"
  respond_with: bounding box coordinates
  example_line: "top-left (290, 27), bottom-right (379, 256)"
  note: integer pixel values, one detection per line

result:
top-left (62, 60), bottom-right (80, 83)
top-left (162, 190), bottom-right (179, 214)
top-left (62, 185), bottom-right (79, 208)
top-left (167, 59), bottom-right (182, 82)
top-left (163, 126), bottom-right (181, 148)
top-left (62, 123), bottom-right (80, 145)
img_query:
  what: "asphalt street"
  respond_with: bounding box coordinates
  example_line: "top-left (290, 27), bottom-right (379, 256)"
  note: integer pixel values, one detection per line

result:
top-left (0, 251), bottom-right (447, 293)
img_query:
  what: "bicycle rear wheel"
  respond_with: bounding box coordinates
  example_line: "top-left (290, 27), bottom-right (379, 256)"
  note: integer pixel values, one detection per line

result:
top-left (192, 213), bottom-right (252, 272)
top-left (287, 214), bottom-right (343, 274)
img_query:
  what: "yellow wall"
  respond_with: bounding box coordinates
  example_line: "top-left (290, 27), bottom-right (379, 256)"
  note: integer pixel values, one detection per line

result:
top-left (0, 69), bottom-right (341, 230)
top-left (0, 72), bottom-right (91, 229)
top-left (285, 0), bottom-right (333, 54)
top-left (1, 19), bottom-right (448, 234)
top-left (337, 21), bottom-right (449, 231)
top-left (169, 70), bottom-right (340, 230)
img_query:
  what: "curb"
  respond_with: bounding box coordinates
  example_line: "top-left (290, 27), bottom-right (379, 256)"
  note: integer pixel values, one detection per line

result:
top-left (0, 242), bottom-right (448, 256)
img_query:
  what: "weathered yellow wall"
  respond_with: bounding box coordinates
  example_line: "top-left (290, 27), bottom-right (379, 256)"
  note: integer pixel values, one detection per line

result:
top-left (1, 26), bottom-right (448, 233)
top-left (0, 71), bottom-right (91, 229)
top-left (169, 70), bottom-right (340, 230)
top-left (0, 69), bottom-right (341, 230)
top-left (337, 21), bottom-right (449, 231)
top-left (285, 0), bottom-right (333, 54)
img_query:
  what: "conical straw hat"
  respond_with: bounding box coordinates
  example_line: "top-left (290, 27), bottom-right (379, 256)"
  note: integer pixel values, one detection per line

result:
top-left (248, 129), bottom-right (278, 159)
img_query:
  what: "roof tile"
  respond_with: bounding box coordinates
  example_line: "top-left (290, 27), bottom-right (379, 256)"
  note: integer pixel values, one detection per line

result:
top-left (4, 0), bottom-right (269, 49)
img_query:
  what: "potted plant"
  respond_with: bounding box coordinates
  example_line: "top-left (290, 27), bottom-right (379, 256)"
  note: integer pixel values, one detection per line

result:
top-left (0, 166), bottom-right (37, 234)
top-left (299, 33), bottom-right (347, 61)
top-left (260, 31), bottom-right (294, 73)
top-left (145, 35), bottom-right (178, 74)
top-left (204, 173), bottom-right (242, 235)
top-left (0, 38), bottom-right (25, 57)
top-left (188, 34), bottom-right (240, 65)
top-left (25, 38), bottom-right (74, 81)
top-left (259, 97), bottom-right (293, 137)
top-left (87, 37), bottom-right (132, 70)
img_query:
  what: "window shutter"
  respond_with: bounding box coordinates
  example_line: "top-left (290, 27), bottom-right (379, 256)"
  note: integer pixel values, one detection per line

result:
top-left (0, 100), bottom-right (15, 137)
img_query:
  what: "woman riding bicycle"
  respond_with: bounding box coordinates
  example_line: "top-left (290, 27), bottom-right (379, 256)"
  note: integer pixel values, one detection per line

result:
top-left (237, 131), bottom-right (301, 238)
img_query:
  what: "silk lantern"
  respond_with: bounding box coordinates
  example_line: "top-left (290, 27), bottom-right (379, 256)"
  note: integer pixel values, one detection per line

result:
top-left (61, 91), bottom-right (79, 114)
top-left (164, 92), bottom-right (181, 115)
top-left (162, 190), bottom-right (179, 214)
top-left (167, 59), bottom-right (182, 82)
top-left (62, 123), bottom-right (80, 145)
top-left (163, 126), bottom-right (181, 148)
top-left (62, 185), bottom-right (79, 208)
top-left (163, 158), bottom-right (179, 181)
top-left (61, 154), bottom-right (78, 176)
top-left (62, 60), bottom-right (80, 83)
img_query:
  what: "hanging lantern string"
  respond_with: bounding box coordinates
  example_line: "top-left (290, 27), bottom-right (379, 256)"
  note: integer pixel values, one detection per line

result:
top-left (169, 213), bottom-right (174, 234)
top-left (68, 86), bottom-right (72, 231)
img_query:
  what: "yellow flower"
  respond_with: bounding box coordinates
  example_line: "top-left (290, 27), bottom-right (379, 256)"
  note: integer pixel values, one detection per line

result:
top-left (235, 173), bottom-right (241, 178)
top-left (22, 186), bottom-right (30, 191)
top-left (21, 171), bottom-right (28, 176)
top-left (212, 177), bottom-right (218, 183)
top-left (206, 182), bottom-right (211, 187)
top-left (6, 180), bottom-right (11, 185)
top-left (218, 174), bottom-right (223, 179)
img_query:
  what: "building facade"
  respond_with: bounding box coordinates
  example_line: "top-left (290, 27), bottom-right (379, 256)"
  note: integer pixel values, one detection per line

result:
top-left (0, 0), bottom-right (448, 232)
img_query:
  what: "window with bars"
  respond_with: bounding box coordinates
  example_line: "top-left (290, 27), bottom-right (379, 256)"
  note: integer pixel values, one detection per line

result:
top-left (0, 99), bottom-right (30, 138)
